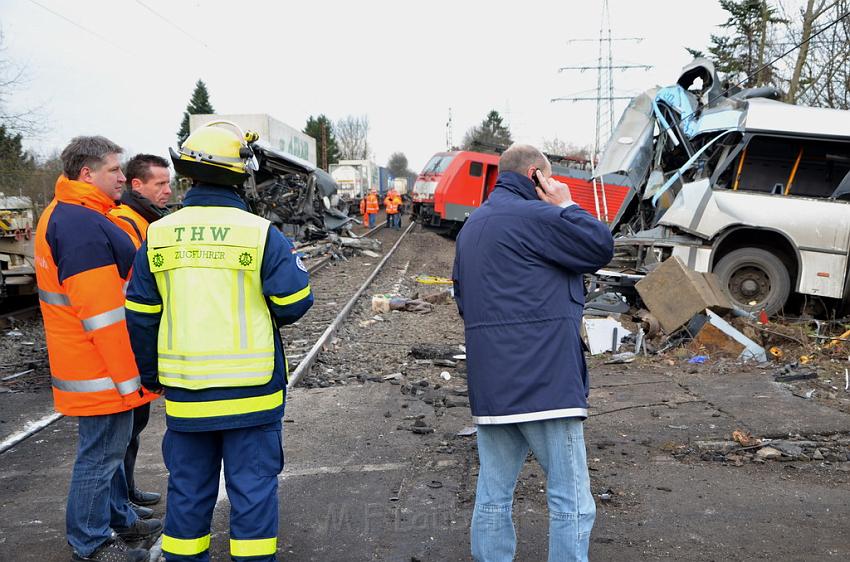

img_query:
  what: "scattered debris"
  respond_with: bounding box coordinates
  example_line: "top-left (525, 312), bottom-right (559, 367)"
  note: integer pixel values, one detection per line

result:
top-left (439, 371), bottom-right (451, 381)
top-left (583, 317), bottom-right (632, 355)
top-left (689, 310), bottom-right (767, 363)
top-left (732, 430), bottom-right (760, 447)
top-left (0, 368), bottom-right (34, 382)
top-left (410, 344), bottom-right (463, 361)
top-left (605, 352), bottom-right (636, 364)
top-left (635, 256), bottom-right (732, 334)
top-left (456, 427), bottom-right (477, 437)
top-left (755, 446), bottom-right (782, 460)
top-left (371, 294), bottom-right (435, 314)
top-left (773, 369), bottom-right (818, 383)
top-left (415, 275), bottom-right (453, 286)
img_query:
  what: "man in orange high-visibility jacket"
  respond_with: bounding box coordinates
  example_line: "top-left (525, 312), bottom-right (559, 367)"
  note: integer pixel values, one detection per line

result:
top-left (384, 189), bottom-right (401, 230)
top-left (110, 154), bottom-right (172, 513)
top-left (359, 196), bottom-right (368, 229)
top-left (365, 187), bottom-right (380, 228)
top-left (112, 153), bottom-right (172, 246)
top-left (35, 136), bottom-right (161, 562)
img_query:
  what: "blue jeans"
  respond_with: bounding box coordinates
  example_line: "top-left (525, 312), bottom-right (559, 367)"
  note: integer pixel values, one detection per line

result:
top-left (471, 418), bottom-right (596, 562)
top-left (368, 213), bottom-right (376, 228)
top-left (67, 410), bottom-right (138, 557)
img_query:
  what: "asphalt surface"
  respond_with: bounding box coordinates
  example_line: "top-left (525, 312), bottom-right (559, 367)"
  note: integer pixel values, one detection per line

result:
top-left (2, 226), bottom-right (850, 561)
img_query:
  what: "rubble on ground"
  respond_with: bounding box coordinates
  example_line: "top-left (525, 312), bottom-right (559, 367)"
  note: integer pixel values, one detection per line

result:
top-left (583, 255), bottom-right (850, 420)
top-left (294, 232), bottom-right (383, 261)
top-left (677, 432), bottom-right (850, 467)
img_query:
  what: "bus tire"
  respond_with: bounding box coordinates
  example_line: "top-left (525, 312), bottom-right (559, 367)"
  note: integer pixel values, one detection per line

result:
top-left (714, 247), bottom-right (791, 316)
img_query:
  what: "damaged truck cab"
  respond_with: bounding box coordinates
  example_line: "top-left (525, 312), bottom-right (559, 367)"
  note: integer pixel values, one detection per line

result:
top-left (602, 59), bottom-right (850, 315)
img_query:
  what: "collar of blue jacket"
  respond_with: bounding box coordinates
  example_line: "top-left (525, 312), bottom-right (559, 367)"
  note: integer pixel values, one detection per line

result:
top-left (183, 184), bottom-right (248, 210)
top-left (493, 170), bottom-right (538, 201)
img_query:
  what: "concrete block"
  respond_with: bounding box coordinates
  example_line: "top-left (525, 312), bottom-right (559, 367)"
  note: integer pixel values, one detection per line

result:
top-left (635, 256), bottom-right (732, 333)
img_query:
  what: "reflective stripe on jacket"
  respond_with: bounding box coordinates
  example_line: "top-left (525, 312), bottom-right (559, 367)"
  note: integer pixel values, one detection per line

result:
top-left (125, 185), bottom-right (314, 432)
top-left (145, 207), bottom-right (275, 390)
top-left (35, 176), bottom-right (149, 416)
top-left (384, 195), bottom-right (400, 214)
top-left (453, 171), bottom-right (614, 424)
top-left (365, 193), bottom-right (379, 213)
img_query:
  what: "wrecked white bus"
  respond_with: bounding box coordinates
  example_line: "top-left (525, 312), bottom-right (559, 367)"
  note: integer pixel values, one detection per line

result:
top-left (599, 59), bottom-right (850, 316)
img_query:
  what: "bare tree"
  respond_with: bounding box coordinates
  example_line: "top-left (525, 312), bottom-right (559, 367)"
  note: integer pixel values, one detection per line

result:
top-left (0, 30), bottom-right (41, 136)
top-left (335, 115), bottom-right (370, 160)
top-left (777, 0), bottom-right (849, 108)
top-left (541, 138), bottom-right (591, 161)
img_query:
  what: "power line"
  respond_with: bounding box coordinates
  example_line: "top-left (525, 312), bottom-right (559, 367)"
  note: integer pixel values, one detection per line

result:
top-left (134, 0), bottom-right (211, 49)
top-left (26, 0), bottom-right (136, 57)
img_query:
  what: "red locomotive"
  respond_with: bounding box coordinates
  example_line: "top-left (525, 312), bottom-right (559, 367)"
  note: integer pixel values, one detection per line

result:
top-left (411, 150), bottom-right (631, 235)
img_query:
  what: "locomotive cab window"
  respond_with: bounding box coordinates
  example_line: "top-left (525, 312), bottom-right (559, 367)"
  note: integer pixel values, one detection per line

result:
top-left (469, 161), bottom-right (483, 177)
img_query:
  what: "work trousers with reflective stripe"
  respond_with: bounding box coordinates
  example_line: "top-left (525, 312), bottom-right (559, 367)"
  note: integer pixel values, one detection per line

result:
top-left (162, 422), bottom-right (283, 562)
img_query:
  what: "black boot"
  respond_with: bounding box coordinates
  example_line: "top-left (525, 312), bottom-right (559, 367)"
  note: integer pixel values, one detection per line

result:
top-left (129, 488), bottom-right (161, 506)
top-left (114, 517), bottom-right (163, 543)
top-left (71, 534), bottom-right (148, 562)
top-left (129, 502), bottom-right (153, 520)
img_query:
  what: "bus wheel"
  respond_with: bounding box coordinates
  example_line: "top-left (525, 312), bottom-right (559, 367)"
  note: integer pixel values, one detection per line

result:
top-left (714, 247), bottom-right (791, 316)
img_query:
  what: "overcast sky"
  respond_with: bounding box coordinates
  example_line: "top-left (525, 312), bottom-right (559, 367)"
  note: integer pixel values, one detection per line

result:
top-left (4, 0), bottom-right (734, 171)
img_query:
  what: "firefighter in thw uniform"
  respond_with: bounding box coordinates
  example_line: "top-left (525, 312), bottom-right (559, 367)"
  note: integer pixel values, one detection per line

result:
top-left (124, 121), bottom-right (313, 562)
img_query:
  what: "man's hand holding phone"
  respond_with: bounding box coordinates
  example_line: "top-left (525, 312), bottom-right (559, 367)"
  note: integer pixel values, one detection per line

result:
top-left (533, 169), bottom-right (573, 207)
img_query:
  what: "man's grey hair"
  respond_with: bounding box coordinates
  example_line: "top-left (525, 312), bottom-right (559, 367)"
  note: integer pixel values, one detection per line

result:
top-left (498, 143), bottom-right (548, 175)
top-left (61, 136), bottom-right (123, 180)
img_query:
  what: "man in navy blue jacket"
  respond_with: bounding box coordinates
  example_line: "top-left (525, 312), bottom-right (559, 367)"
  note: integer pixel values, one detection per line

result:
top-left (453, 144), bottom-right (613, 562)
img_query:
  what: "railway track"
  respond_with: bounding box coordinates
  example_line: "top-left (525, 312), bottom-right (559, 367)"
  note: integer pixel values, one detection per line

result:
top-left (0, 219), bottom-right (414, 454)
top-left (283, 221), bottom-right (413, 386)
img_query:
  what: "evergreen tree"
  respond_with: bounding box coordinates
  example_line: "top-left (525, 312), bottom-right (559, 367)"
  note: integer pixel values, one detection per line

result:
top-left (303, 114), bottom-right (340, 170)
top-left (0, 124), bottom-right (34, 192)
top-left (687, 0), bottom-right (785, 89)
top-left (462, 110), bottom-right (513, 152)
top-left (176, 79), bottom-right (215, 146)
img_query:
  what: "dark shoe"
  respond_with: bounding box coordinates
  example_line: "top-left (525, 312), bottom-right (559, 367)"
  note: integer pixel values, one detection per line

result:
top-left (129, 502), bottom-right (153, 520)
top-left (71, 534), bottom-right (148, 562)
top-left (129, 488), bottom-right (161, 506)
top-left (115, 517), bottom-right (163, 543)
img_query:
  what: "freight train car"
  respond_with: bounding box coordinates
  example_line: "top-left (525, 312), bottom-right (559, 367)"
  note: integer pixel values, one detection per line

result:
top-left (0, 194), bottom-right (36, 302)
top-left (412, 150), bottom-right (630, 235)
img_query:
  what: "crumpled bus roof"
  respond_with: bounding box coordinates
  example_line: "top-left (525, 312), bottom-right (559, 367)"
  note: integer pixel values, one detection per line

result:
top-left (742, 98), bottom-right (850, 138)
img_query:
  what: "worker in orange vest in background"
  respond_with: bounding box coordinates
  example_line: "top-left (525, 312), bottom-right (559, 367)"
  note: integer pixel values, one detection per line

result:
top-left (384, 189), bottom-right (402, 230)
top-left (359, 196), bottom-right (367, 228)
top-left (365, 188), bottom-right (379, 228)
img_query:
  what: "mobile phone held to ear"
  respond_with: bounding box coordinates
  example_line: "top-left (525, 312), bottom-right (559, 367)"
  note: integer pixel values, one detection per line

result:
top-left (531, 168), bottom-right (540, 187)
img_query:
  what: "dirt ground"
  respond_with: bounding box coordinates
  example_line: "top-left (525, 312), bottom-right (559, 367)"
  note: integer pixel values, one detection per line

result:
top-left (1, 225), bottom-right (849, 561)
